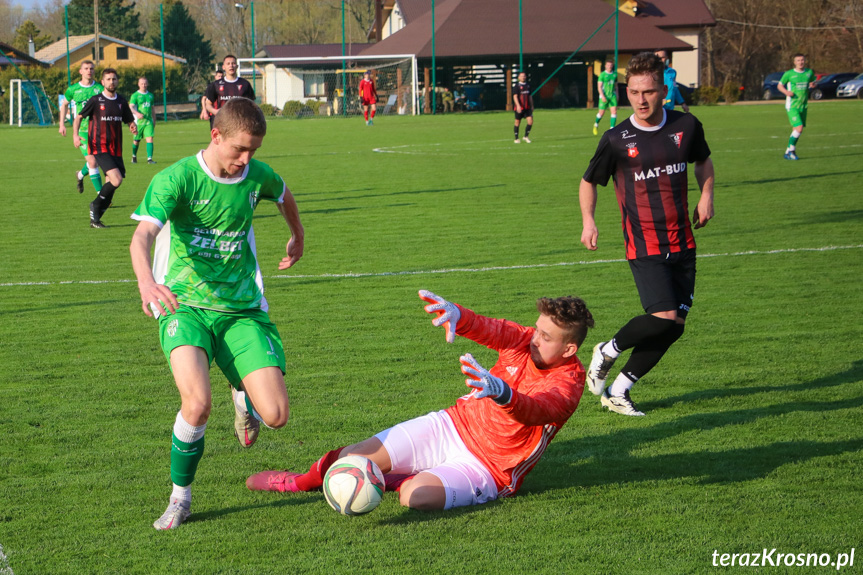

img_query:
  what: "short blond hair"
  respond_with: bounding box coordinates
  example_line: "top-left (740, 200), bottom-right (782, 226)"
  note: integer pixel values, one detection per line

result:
top-left (213, 98), bottom-right (267, 138)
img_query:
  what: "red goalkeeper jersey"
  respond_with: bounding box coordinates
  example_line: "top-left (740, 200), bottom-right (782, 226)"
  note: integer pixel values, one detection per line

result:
top-left (359, 78), bottom-right (377, 102)
top-left (444, 306), bottom-right (586, 497)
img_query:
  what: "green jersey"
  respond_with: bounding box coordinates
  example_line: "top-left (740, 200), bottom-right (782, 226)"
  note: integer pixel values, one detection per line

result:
top-left (780, 68), bottom-right (816, 110)
top-left (129, 90), bottom-right (155, 123)
top-left (598, 70), bottom-right (616, 100)
top-left (132, 152), bottom-right (287, 312)
top-left (64, 81), bottom-right (103, 130)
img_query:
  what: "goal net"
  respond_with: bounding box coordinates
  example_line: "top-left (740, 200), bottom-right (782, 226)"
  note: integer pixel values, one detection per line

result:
top-left (8, 79), bottom-right (54, 127)
top-left (238, 54), bottom-right (418, 118)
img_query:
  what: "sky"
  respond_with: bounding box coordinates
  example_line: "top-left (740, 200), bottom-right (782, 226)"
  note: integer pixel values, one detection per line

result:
top-left (10, 0), bottom-right (55, 9)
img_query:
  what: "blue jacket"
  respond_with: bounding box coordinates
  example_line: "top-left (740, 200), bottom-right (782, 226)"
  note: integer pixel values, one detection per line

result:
top-left (663, 66), bottom-right (685, 110)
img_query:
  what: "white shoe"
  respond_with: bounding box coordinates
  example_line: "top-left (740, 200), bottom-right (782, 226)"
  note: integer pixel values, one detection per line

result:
top-left (232, 387), bottom-right (259, 448)
top-left (514, 139), bottom-right (520, 144)
top-left (586, 342), bottom-right (616, 395)
top-left (523, 136), bottom-right (531, 143)
top-left (153, 498), bottom-right (190, 530)
top-left (601, 388), bottom-right (645, 416)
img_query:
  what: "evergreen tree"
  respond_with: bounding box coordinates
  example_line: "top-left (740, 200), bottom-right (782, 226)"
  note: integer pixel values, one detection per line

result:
top-left (147, 0), bottom-right (214, 93)
top-left (67, 0), bottom-right (143, 44)
top-left (12, 20), bottom-right (54, 52)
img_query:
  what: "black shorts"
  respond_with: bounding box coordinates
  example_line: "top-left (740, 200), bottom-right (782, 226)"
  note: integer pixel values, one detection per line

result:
top-left (514, 109), bottom-right (533, 120)
top-left (94, 154), bottom-right (126, 178)
top-left (628, 249), bottom-right (696, 319)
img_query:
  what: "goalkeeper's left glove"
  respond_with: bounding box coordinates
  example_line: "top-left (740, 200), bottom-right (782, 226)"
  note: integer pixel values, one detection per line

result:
top-left (459, 353), bottom-right (512, 405)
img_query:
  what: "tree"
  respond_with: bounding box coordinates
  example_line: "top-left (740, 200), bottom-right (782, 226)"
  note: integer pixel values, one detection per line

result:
top-left (147, 0), bottom-right (214, 94)
top-left (67, 0), bottom-right (143, 44)
top-left (12, 20), bottom-right (54, 52)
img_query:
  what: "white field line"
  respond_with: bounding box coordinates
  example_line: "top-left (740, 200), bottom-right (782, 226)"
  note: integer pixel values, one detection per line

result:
top-left (1, 245), bottom-right (860, 289)
top-left (0, 543), bottom-right (13, 575)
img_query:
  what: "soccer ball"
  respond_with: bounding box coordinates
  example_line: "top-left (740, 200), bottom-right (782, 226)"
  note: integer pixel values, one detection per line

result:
top-left (323, 455), bottom-right (385, 515)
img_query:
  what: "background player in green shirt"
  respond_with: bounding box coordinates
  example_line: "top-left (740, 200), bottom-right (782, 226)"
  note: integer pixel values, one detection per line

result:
top-left (593, 60), bottom-right (619, 135)
top-left (777, 53), bottom-right (817, 160)
top-left (129, 76), bottom-right (156, 164)
top-left (58, 60), bottom-right (103, 194)
top-left (130, 98), bottom-right (305, 530)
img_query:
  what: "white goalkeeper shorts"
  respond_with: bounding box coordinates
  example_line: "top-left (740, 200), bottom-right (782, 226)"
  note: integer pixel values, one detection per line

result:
top-left (375, 410), bottom-right (498, 509)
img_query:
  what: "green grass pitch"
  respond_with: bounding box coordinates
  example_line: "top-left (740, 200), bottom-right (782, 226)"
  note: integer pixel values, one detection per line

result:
top-left (1, 100), bottom-right (861, 574)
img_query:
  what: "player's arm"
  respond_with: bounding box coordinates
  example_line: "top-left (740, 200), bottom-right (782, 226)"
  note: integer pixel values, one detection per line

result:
top-left (130, 221), bottom-right (179, 317)
top-left (693, 157), bottom-right (715, 229)
top-left (71, 111), bottom-right (84, 149)
top-left (123, 103), bottom-right (138, 136)
top-left (276, 188), bottom-right (304, 270)
top-left (512, 93), bottom-right (521, 111)
top-left (598, 80), bottom-right (607, 101)
top-left (130, 100), bottom-right (143, 120)
top-left (59, 100), bottom-right (69, 135)
top-left (579, 178), bottom-right (599, 250)
top-left (204, 85), bottom-right (219, 115)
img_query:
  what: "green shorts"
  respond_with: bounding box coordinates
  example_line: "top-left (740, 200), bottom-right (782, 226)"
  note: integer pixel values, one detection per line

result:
top-left (787, 107), bottom-right (807, 128)
top-left (598, 94), bottom-right (618, 110)
top-left (77, 128), bottom-right (89, 157)
top-left (135, 119), bottom-right (154, 139)
top-left (158, 305), bottom-right (286, 389)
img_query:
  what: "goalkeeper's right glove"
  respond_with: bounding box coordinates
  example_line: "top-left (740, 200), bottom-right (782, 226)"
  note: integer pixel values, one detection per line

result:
top-left (419, 289), bottom-right (460, 343)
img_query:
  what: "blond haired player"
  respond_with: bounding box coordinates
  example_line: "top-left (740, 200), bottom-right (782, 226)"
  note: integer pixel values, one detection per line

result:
top-left (248, 290), bottom-right (593, 511)
top-left (130, 98), bottom-right (304, 529)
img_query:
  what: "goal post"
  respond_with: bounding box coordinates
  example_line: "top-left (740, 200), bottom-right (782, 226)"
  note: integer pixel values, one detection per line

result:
top-left (238, 54), bottom-right (418, 118)
top-left (9, 79), bottom-right (54, 127)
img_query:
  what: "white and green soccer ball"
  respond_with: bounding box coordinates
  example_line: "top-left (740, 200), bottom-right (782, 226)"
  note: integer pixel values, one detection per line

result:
top-left (323, 455), bottom-right (385, 516)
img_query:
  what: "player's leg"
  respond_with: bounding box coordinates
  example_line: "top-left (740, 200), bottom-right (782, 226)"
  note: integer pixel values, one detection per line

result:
top-left (523, 114), bottom-right (533, 142)
top-left (363, 103), bottom-right (369, 123)
top-left (131, 136), bottom-right (141, 163)
top-left (91, 158), bottom-right (125, 226)
top-left (594, 99), bottom-right (608, 134)
top-left (369, 103), bottom-right (376, 124)
top-left (785, 110), bottom-right (804, 159)
top-left (145, 132), bottom-right (155, 163)
top-left (609, 103), bottom-right (618, 128)
top-left (514, 114), bottom-right (521, 143)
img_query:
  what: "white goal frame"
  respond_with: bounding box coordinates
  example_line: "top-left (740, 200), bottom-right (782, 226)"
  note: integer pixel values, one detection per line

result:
top-left (9, 79), bottom-right (54, 127)
top-left (239, 54), bottom-right (419, 116)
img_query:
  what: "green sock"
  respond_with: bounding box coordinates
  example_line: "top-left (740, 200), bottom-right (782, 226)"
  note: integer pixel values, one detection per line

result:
top-left (89, 170), bottom-right (102, 193)
top-left (170, 434), bottom-right (205, 487)
top-left (788, 134), bottom-right (799, 148)
top-left (132, 140), bottom-right (140, 156)
top-left (81, 164), bottom-right (89, 178)
top-left (146, 142), bottom-right (154, 159)
top-left (610, 115), bottom-right (617, 128)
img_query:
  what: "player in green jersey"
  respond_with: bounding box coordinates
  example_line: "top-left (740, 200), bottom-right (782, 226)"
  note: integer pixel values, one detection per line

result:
top-left (58, 60), bottom-right (103, 194)
top-left (129, 77), bottom-right (156, 164)
top-left (777, 54), bottom-right (817, 160)
top-left (130, 98), bottom-right (305, 530)
top-left (593, 60), bottom-right (619, 135)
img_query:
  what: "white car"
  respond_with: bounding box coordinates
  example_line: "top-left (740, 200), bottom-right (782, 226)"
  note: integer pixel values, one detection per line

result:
top-left (836, 73), bottom-right (863, 98)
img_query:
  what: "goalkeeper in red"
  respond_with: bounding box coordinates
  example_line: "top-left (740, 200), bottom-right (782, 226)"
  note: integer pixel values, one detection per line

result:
top-left (248, 290), bottom-right (594, 511)
top-left (359, 71), bottom-right (377, 125)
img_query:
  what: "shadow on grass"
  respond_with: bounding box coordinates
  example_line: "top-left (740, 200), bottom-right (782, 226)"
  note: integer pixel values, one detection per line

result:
top-left (717, 168), bottom-right (863, 187)
top-left (297, 184), bottom-right (505, 204)
top-left (188, 494), bottom-right (316, 524)
top-left (2, 299), bottom-right (126, 316)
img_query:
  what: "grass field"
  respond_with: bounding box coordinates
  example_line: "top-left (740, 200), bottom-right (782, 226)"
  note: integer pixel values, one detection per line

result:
top-left (1, 100), bottom-right (862, 574)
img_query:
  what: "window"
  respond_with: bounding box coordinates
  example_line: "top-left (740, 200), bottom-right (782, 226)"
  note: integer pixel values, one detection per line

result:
top-left (116, 46), bottom-right (129, 60)
top-left (303, 73), bottom-right (325, 98)
top-left (91, 46), bottom-right (104, 60)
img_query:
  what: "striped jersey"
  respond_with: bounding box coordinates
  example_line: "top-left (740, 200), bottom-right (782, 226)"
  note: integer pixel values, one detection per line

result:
top-left (79, 92), bottom-right (135, 156)
top-left (131, 152), bottom-right (286, 313)
top-left (64, 81), bottom-right (103, 131)
top-left (204, 77), bottom-right (255, 113)
top-left (514, 81), bottom-right (532, 110)
top-left (445, 306), bottom-right (586, 497)
top-left (583, 109), bottom-right (711, 260)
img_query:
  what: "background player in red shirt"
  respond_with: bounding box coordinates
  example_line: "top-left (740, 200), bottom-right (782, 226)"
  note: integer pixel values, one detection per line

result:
top-left (73, 68), bottom-right (137, 228)
top-left (579, 52), bottom-right (714, 416)
top-left (359, 70), bottom-right (377, 125)
top-left (513, 71), bottom-right (534, 143)
top-left (248, 290), bottom-right (594, 511)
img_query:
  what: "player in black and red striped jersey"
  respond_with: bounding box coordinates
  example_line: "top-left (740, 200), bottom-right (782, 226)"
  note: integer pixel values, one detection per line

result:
top-left (513, 71), bottom-right (534, 143)
top-left (203, 55), bottom-right (255, 129)
top-left (578, 52), bottom-right (715, 416)
top-left (74, 68), bottom-right (137, 229)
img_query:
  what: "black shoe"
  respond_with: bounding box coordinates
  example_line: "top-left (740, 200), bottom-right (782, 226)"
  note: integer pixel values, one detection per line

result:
top-left (147, 159), bottom-right (156, 164)
top-left (90, 219), bottom-right (107, 229)
top-left (131, 155), bottom-right (137, 164)
top-left (76, 174), bottom-right (84, 194)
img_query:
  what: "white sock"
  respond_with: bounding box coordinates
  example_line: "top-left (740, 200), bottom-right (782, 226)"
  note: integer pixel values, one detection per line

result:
top-left (609, 372), bottom-right (636, 398)
top-left (173, 411), bottom-right (206, 443)
top-left (77, 171), bottom-right (84, 181)
top-left (601, 339), bottom-right (621, 359)
top-left (234, 389), bottom-right (266, 425)
top-left (171, 484), bottom-right (192, 505)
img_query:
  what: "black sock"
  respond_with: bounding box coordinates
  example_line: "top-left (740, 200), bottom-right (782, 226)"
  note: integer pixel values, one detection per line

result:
top-left (613, 314), bottom-right (677, 351)
top-left (525, 123), bottom-right (532, 137)
top-left (620, 323), bottom-right (685, 380)
top-left (94, 182), bottom-right (117, 220)
top-left (514, 125), bottom-right (520, 139)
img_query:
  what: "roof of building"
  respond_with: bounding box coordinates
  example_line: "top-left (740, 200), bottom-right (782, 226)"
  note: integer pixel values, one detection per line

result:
top-left (637, 0), bottom-right (716, 29)
top-left (35, 34), bottom-right (187, 65)
top-left (361, 0), bottom-right (694, 59)
top-left (0, 41), bottom-right (50, 68)
top-left (256, 43), bottom-right (373, 60)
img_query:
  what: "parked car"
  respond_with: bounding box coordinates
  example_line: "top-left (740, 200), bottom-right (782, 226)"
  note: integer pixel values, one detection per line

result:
top-left (837, 73), bottom-right (863, 98)
top-left (810, 73), bottom-right (858, 100)
top-left (762, 72), bottom-right (784, 100)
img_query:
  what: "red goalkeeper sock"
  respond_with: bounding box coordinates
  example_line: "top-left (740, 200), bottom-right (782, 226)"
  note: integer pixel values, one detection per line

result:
top-left (384, 474), bottom-right (415, 492)
top-left (370, 109), bottom-right (376, 119)
top-left (293, 447), bottom-right (345, 491)
top-left (364, 110), bottom-right (369, 121)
